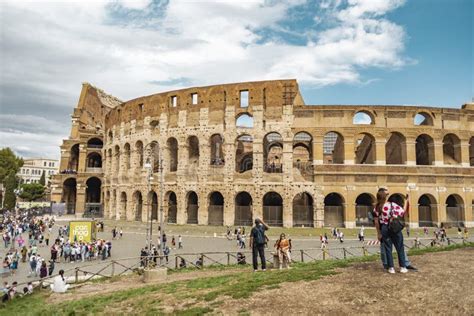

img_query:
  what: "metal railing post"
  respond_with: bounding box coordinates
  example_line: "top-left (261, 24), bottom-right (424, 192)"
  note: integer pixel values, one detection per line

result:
top-left (343, 248), bottom-right (347, 259)
top-left (75, 268), bottom-right (79, 283)
top-left (300, 249), bottom-right (304, 262)
top-left (111, 261), bottom-right (115, 276)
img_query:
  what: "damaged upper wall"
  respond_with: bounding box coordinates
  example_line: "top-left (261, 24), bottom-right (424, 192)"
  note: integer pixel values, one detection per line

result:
top-left (104, 79), bottom-right (301, 127)
top-left (70, 83), bottom-right (122, 139)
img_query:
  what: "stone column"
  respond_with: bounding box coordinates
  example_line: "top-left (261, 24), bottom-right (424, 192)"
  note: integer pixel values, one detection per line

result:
top-left (464, 190), bottom-right (473, 227)
top-left (283, 191), bottom-right (293, 227)
top-left (460, 140), bottom-right (471, 167)
top-left (78, 144), bottom-right (87, 173)
top-left (344, 187), bottom-right (356, 228)
top-left (406, 139), bottom-right (417, 166)
top-left (75, 183), bottom-right (86, 217)
top-left (176, 189), bottom-right (186, 225)
top-left (436, 189), bottom-right (447, 225)
top-left (408, 193), bottom-right (419, 228)
top-left (282, 139), bottom-right (293, 182)
top-left (434, 141), bottom-right (444, 166)
top-left (375, 139), bottom-right (386, 165)
top-left (197, 190), bottom-right (208, 225)
top-left (313, 135), bottom-right (323, 165)
top-left (223, 190), bottom-right (234, 226)
top-left (344, 139), bottom-right (355, 165)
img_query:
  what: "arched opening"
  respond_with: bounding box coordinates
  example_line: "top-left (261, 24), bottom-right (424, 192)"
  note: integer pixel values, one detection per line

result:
top-left (323, 132), bottom-right (344, 164)
top-left (386, 132), bottom-right (406, 164)
top-left (355, 133), bottom-right (376, 164)
top-left (324, 193), bottom-right (344, 227)
top-left (414, 112), bottom-right (433, 126)
top-left (167, 192), bottom-right (177, 224)
top-left (208, 191), bottom-right (224, 225)
top-left (62, 178), bottom-right (76, 214)
top-left (418, 194), bottom-right (437, 227)
top-left (108, 130), bottom-right (113, 143)
top-left (470, 137), bottom-right (474, 166)
top-left (120, 192), bottom-right (127, 220)
top-left (87, 138), bottom-right (103, 148)
top-left (167, 137), bottom-right (178, 172)
top-left (87, 152), bottom-right (102, 168)
top-left (114, 145), bottom-right (120, 171)
top-left (388, 193), bottom-right (406, 220)
top-left (264, 132), bottom-right (283, 173)
top-left (85, 177), bottom-right (102, 216)
top-left (355, 193), bottom-right (375, 227)
top-left (124, 143), bottom-right (131, 169)
top-left (263, 192), bottom-right (283, 227)
top-left (446, 194), bottom-right (464, 227)
top-left (293, 132), bottom-right (312, 177)
top-left (135, 141), bottom-right (144, 168)
top-left (133, 191), bottom-right (143, 221)
top-left (353, 111), bottom-right (374, 125)
top-left (235, 192), bottom-right (253, 226)
top-left (186, 191), bottom-right (198, 224)
top-left (187, 136), bottom-right (200, 168)
top-left (236, 113), bottom-right (254, 128)
top-left (416, 134), bottom-right (435, 165)
top-left (443, 134), bottom-right (461, 164)
top-left (293, 192), bottom-right (314, 227)
top-left (68, 144), bottom-right (79, 171)
top-left (235, 135), bottom-right (253, 173)
top-left (210, 134), bottom-right (225, 165)
top-left (148, 191), bottom-right (158, 221)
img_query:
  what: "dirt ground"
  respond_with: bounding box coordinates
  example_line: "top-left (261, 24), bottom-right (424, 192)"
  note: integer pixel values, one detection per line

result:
top-left (220, 248), bottom-right (474, 315)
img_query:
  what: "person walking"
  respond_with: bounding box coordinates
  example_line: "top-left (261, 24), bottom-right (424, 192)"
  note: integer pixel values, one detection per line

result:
top-left (249, 218), bottom-right (268, 272)
top-left (178, 235), bottom-right (183, 249)
top-left (374, 188), bottom-right (408, 274)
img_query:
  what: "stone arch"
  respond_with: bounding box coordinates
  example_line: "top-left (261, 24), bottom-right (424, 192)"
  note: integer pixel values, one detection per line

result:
top-left (418, 194), bottom-right (437, 227)
top-left (416, 134), bottom-right (435, 165)
top-left (186, 191), bottom-right (199, 224)
top-left (264, 132), bottom-right (283, 173)
top-left (210, 134), bottom-right (225, 165)
top-left (414, 112), bottom-right (433, 126)
top-left (62, 178), bottom-right (76, 214)
top-left (235, 134), bottom-right (253, 173)
top-left (148, 191), bottom-right (158, 221)
top-left (114, 145), bottom-right (120, 172)
top-left (85, 177), bottom-right (101, 203)
top-left (165, 191), bottom-right (177, 224)
top-left (87, 137), bottom-right (103, 148)
top-left (355, 133), bottom-right (376, 164)
top-left (353, 111), bottom-right (374, 125)
top-left (236, 113), bottom-right (254, 128)
top-left (68, 144), bottom-right (79, 171)
top-left (388, 193), bottom-right (405, 208)
top-left (133, 191), bottom-right (143, 221)
top-left (124, 143), bottom-right (131, 169)
top-left (442, 133), bottom-right (461, 164)
top-left (167, 137), bottom-right (178, 172)
top-left (187, 136), bottom-right (200, 168)
top-left (293, 192), bottom-right (314, 227)
top-left (470, 137), bottom-right (474, 166)
top-left (446, 194), bottom-right (464, 227)
top-left (120, 192), bottom-right (127, 220)
top-left (355, 193), bottom-right (375, 227)
top-left (323, 131), bottom-right (344, 164)
top-left (386, 132), bottom-right (407, 164)
top-left (324, 193), bottom-right (345, 227)
top-left (293, 132), bottom-right (312, 173)
top-left (263, 192), bottom-right (283, 227)
top-left (235, 191), bottom-right (253, 226)
top-left (86, 152), bottom-right (102, 168)
top-left (135, 141), bottom-right (144, 168)
top-left (208, 191), bottom-right (224, 225)
top-left (108, 130), bottom-right (113, 143)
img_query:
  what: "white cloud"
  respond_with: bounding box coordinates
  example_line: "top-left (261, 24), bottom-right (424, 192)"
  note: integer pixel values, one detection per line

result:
top-left (0, 0), bottom-right (409, 158)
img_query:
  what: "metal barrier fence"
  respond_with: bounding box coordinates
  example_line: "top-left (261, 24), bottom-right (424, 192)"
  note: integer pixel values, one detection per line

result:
top-left (17, 236), bottom-right (473, 293)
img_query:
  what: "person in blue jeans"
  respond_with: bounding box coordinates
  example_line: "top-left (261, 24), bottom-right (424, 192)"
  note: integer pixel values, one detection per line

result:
top-left (374, 188), bottom-right (409, 274)
top-left (373, 188), bottom-right (417, 271)
top-left (249, 218), bottom-right (269, 272)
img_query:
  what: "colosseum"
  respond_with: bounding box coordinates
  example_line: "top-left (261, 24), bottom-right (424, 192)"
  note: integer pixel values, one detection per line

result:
top-left (50, 79), bottom-right (474, 228)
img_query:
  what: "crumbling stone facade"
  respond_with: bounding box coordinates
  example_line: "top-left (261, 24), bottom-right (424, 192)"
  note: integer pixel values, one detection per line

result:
top-left (51, 80), bottom-right (474, 228)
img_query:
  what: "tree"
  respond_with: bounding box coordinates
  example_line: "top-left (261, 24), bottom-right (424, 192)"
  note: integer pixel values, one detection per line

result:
top-left (3, 172), bottom-right (18, 209)
top-left (19, 183), bottom-right (45, 202)
top-left (39, 170), bottom-right (46, 186)
top-left (0, 148), bottom-right (23, 209)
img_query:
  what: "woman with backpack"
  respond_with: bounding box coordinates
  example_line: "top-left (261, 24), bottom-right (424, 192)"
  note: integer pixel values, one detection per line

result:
top-left (374, 189), bottom-right (408, 274)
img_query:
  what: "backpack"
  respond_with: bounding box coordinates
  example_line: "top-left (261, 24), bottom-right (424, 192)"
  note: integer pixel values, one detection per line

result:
top-left (253, 226), bottom-right (266, 245)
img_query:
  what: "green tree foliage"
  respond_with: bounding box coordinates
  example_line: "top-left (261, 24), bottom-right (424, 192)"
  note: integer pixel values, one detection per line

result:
top-left (19, 183), bottom-right (45, 201)
top-left (39, 170), bottom-right (46, 186)
top-left (0, 148), bottom-right (23, 209)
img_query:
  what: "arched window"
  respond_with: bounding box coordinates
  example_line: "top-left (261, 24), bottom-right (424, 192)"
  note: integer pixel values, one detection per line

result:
top-left (418, 194), bottom-right (437, 227)
top-left (446, 194), bottom-right (464, 227)
top-left (210, 134), bottom-right (224, 166)
top-left (235, 192), bottom-right (253, 226)
top-left (323, 132), bottom-right (344, 164)
top-left (124, 143), bottom-right (131, 169)
top-left (355, 133), bottom-right (376, 164)
top-left (166, 191), bottom-right (177, 224)
top-left (236, 113), bottom-right (254, 128)
top-left (133, 191), bottom-right (143, 221)
top-left (167, 138), bottom-right (178, 172)
top-left (235, 134), bottom-right (253, 173)
top-left (414, 112), bottom-right (433, 126)
top-left (208, 192), bottom-right (224, 225)
top-left (293, 132), bottom-right (312, 177)
top-left (114, 145), bottom-right (120, 171)
top-left (442, 133), bottom-right (461, 164)
top-left (119, 192), bottom-right (127, 220)
top-left (86, 152), bottom-right (102, 169)
top-left (62, 178), bottom-right (76, 214)
top-left (293, 192), bottom-right (313, 227)
top-left (353, 111), bottom-right (374, 125)
top-left (355, 193), bottom-right (375, 227)
top-left (263, 192), bottom-right (283, 226)
top-left (68, 144), bottom-right (79, 171)
top-left (87, 138), bottom-right (103, 148)
top-left (135, 141), bottom-right (144, 168)
top-left (187, 136), bottom-right (199, 167)
top-left (85, 177), bottom-right (101, 203)
top-left (386, 132), bottom-right (406, 165)
top-left (470, 137), bottom-right (474, 166)
top-left (324, 193), bottom-right (344, 227)
top-left (264, 132), bottom-right (283, 173)
top-left (186, 191), bottom-right (198, 224)
top-left (416, 134), bottom-right (435, 165)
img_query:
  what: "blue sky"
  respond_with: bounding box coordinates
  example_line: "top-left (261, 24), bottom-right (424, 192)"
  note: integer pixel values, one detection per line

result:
top-left (0, 0), bottom-right (472, 158)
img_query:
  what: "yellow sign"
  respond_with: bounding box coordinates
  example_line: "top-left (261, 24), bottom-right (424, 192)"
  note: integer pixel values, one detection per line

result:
top-left (69, 221), bottom-right (96, 242)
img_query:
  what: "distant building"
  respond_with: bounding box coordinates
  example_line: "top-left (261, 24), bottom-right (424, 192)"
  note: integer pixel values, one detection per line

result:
top-left (17, 158), bottom-right (59, 185)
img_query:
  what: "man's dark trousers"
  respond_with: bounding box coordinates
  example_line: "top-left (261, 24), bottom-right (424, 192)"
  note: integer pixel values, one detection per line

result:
top-left (252, 244), bottom-right (266, 270)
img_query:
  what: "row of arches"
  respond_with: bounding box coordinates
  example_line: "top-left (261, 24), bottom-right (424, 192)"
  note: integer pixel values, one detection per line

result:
top-left (105, 190), bottom-right (469, 227)
top-left (61, 177), bottom-right (102, 214)
top-left (102, 133), bottom-right (474, 177)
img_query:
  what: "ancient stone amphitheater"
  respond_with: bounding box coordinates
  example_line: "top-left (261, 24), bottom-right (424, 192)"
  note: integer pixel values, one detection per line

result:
top-left (51, 79), bottom-right (474, 228)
